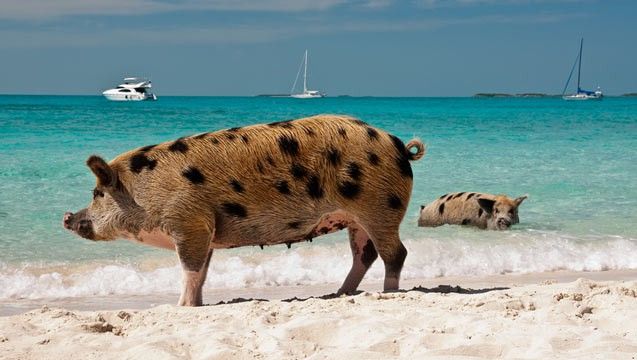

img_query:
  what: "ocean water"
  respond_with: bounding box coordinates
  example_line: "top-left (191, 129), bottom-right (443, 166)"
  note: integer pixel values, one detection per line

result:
top-left (1, 95), bottom-right (636, 300)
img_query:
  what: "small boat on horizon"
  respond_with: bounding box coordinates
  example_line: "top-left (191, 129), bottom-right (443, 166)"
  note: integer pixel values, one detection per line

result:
top-left (562, 38), bottom-right (602, 101)
top-left (290, 50), bottom-right (325, 99)
top-left (103, 77), bottom-right (157, 101)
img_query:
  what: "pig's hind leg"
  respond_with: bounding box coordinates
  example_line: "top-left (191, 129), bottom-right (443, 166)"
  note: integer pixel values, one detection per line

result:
top-left (365, 224), bottom-right (407, 292)
top-left (337, 223), bottom-right (378, 295)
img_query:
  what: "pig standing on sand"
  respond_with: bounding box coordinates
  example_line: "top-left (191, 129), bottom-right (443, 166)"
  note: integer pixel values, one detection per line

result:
top-left (418, 192), bottom-right (527, 230)
top-left (63, 115), bottom-right (426, 306)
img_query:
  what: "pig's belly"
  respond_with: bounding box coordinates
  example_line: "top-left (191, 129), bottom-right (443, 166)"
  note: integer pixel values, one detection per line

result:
top-left (133, 229), bottom-right (175, 250)
top-left (211, 210), bottom-right (355, 249)
top-left (128, 211), bottom-right (356, 250)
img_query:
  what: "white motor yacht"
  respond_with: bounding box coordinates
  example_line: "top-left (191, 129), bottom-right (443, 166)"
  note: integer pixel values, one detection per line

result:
top-left (103, 77), bottom-right (157, 101)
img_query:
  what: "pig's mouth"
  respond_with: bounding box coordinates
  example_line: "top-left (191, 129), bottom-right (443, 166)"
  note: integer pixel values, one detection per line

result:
top-left (496, 218), bottom-right (512, 230)
top-left (63, 211), bottom-right (95, 240)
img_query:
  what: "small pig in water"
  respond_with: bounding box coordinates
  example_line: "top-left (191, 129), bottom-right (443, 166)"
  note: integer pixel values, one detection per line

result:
top-left (63, 115), bottom-right (426, 306)
top-left (418, 192), bottom-right (527, 230)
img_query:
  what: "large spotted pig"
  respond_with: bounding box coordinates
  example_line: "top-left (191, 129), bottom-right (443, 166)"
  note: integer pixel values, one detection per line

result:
top-left (418, 192), bottom-right (527, 230)
top-left (63, 115), bottom-right (425, 306)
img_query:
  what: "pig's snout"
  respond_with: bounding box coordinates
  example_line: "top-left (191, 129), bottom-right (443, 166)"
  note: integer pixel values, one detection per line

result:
top-left (63, 211), bottom-right (95, 239)
top-left (497, 218), bottom-right (512, 229)
top-left (63, 212), bottom-right (73, 229)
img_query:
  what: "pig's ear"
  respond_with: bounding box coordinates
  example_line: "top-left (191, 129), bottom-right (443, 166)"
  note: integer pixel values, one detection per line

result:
top-left (477, 198), bottom-right (495, 214)
top-left (515, 195), bottom-right (528, 206)
top-left (86, 155), bottom-right (116, 188)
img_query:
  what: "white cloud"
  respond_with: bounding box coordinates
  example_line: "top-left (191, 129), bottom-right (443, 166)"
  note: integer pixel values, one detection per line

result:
top-left (0, 11), bottom-right (584, 48)
top-left (0, 27), bottom-right (286, 47)
top-left (360, 0), bottom-right (394, 8)
top-left (415, 0), bottom-right (592, 8)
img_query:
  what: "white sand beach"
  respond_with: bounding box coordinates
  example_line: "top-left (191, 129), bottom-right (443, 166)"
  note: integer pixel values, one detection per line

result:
top-left (1, 270), bottom-right (636, 359)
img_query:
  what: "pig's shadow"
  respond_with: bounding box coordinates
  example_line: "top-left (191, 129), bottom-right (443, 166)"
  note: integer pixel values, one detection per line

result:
top-left (209, 284), bottom-right (509, 306)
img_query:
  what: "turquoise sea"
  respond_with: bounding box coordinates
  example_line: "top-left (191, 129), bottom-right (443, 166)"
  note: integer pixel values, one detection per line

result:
top-left (1, 95), bottom-right (636, 299)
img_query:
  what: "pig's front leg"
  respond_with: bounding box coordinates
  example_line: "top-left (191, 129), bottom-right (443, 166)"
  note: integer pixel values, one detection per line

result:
top-left (172, 222), bottom-right (214, 306)
top-left (177, 247), bottom-right (213, 306)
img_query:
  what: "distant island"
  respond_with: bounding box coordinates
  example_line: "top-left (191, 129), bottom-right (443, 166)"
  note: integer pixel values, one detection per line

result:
top-left (474, 93), bottom-right (560, 98)
top-left (622, 93), bottom-right (637, 97)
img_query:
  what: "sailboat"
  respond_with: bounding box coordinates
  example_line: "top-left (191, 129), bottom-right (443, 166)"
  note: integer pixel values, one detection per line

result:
top-left (562, 38), bottom-right (603, 100)
top-left (290, 50), bottom-right (325, 98)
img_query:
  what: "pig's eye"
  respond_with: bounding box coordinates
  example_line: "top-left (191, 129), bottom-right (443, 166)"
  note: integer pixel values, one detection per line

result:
top-left (495, 208), bottom-right (499, 214)
top-left (93, 189), bottom-right (104, 199)
top-left (509, 210), bottom-right (514, 215)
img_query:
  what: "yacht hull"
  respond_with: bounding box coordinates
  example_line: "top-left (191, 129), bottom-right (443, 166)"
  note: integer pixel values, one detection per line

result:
top-left (102, 90), bottom-right (157, 101)
top-left (290, 93), bottom-right (325, 99)
top-left (563, 94), bottom-right (603, 101)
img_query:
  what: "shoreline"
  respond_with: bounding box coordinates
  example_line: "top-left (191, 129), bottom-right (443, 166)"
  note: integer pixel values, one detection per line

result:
top-left (1, 269), bottom-right (636, 359)
top-left (3, 268), bottom-right (635, 316)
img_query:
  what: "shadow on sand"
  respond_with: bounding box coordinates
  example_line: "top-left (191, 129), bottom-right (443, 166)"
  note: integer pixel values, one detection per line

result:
top-left (210, 284), bottom-right (509, 306)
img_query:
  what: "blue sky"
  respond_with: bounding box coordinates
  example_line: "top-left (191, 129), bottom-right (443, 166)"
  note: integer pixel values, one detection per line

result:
top-left (1, 0), bottom-right (635, 96)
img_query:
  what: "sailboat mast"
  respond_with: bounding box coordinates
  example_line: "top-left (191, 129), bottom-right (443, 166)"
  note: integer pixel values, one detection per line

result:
top-left (303, 50), bottom-right (308, 93)
top-left (577, 38), bottom-right (583, 92)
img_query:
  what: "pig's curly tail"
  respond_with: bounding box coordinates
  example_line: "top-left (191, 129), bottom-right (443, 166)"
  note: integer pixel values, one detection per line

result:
top-left (406, 139), bottom-right (426, 161)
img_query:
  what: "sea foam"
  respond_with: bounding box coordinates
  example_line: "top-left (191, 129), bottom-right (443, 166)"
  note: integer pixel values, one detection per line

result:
top-left (2, 230), bottom-right (636, 300)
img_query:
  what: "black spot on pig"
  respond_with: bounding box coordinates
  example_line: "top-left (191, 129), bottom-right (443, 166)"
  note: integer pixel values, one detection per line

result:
top-left (361, 240), bottom-right (378, 268)
top-left (346, 162), bottom-right (363, 181)
top-left (168, 138), bottom-right (188, 153)
top-left (367, 152), bottom-right (380, 166)
top-left (388, 194), bottom-right (403, 209)
top-left (182, 167), bottom-right (205, 185)
top-left (222, 203), bottom-right (247, 218)
top-left (129, 154), bottom-right (157, 173)
top-left (290, 163), bottom-right (307, 179)
top-left (306, 175), bottom-right (324, 199)
top-left (366, 127), bottom-right (379, 140)
top-left (453, 192), bottom-right (466, 199)
top-left (275, 180), bottom-right (291, 195)
top-left (326, 148), bottom-right (341, 166)
top-left (229, 179), bottom-right (244, 193)
top-left (338, 181), bottom-right (361, 199)
top-left (389, 135), bottom-right (413, 178)
top-left (278, 135), bottom-right (300, 156)
top-left (287, 221), bottom-right (302, 229)
top-left (268, 120), bottom-right (294, 128)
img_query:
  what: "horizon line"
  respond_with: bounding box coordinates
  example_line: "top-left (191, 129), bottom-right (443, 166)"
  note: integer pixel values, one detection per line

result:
top-left (1, 93), bottom-right (636, 98)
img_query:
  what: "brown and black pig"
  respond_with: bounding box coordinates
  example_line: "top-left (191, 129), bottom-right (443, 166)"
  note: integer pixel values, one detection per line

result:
top-left (63, 115), bottom-right (426, 306)
top-left (418, 192), bottom-right (527, 230)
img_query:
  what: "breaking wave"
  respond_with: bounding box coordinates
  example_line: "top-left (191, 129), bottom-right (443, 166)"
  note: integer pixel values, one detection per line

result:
top-left (2, 229), bottom-right (636, 300)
